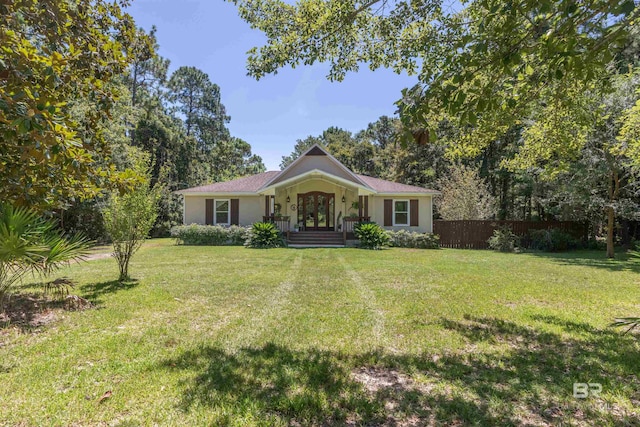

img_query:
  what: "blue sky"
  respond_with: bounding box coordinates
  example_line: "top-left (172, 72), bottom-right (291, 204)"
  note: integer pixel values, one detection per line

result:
top-left (126, 0), bottom-right (417, 170)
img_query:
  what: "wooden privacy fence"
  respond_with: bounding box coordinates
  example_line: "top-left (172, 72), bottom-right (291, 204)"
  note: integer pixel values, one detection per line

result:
top-left (433, 220), bottom-right (588, 249)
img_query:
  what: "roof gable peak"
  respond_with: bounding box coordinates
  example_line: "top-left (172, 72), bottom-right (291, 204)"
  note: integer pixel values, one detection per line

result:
top-left (260, 143), bottom-right (369, 189)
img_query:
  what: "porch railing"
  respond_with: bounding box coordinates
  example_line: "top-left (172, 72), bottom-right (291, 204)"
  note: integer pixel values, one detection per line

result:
top-left (263, 216), bottom-right (291, 241)
top-left (342, 216), bottom-right (371, 244)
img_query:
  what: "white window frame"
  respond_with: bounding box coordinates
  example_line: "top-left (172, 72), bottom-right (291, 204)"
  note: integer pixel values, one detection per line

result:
top-left (393, 199), bottom-right (410, 226)
top-left (214, 199), bottom-right (230, 226)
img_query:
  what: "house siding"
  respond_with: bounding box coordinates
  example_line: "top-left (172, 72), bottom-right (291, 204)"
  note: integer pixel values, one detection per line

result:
top-left (183, 195), bottom-right (263, 226)
top-left (370, 195), bottom-right (433, 233)
top-left (269, 155), bottom-right (360, 186)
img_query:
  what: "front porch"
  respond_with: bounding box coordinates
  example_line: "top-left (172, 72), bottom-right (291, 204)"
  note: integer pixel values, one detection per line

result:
top-left (259, 170), bottom-right (374, 246)
top-left (262, 215), bottom-right (371, 246)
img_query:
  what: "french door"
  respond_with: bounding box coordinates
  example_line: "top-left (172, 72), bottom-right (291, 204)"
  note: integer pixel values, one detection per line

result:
top-left (297, 192), bottom-right (335, 231)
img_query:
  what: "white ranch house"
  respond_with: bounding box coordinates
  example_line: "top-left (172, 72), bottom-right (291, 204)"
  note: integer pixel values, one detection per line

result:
top-left (177, 144), bottom-right (439, 245)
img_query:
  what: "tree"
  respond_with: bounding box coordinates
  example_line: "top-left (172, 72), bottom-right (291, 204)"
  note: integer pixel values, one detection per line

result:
top-left (167, 66), bottom-right (230, 145)
top-left (280, 127), bottom-right (372, 172)
top-left (232, 0), bottom-right (638, 140)
top-left (102, 150), bottom-right (158, 281)
top-left (437, 164), bottom-right (495, 220)
top-left (208, 137), bottom-right (266, 181)
top-left (127, 26), bottom-right (169, 109)
top-left (0, 0), bottom-right (145, 209)
top-left (0, 204), bottom-right (89, 308)
top-left (509, 74), bottom-right (640, 258)
top-left (358, 116), bottom-right (397, 150)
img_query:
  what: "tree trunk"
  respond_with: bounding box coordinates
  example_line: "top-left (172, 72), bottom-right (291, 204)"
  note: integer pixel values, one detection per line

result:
top-left (606, 205), bottom-right (615, 259)
top-left (604, 159), bottom-right (621, 259)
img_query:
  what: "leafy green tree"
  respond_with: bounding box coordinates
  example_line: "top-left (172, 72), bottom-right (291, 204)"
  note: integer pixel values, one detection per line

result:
top-left (509, 74), bottom-right (640, 258)
top-left (167, 66), bottom-right (230, 145)
top-left (102, 150), bottom-right (159, 281)
top-left (0, 0), bottom-right (145, 209)
top-left (0, 204), bottom-right (89, 308)
top-left (127, 26), bottom-right (169, 109)
top-left (618, 97), bottom-right (640, 168)
top-left (358, 116), bottom-right (397, 150)
top-left (280, 127), bottom-right (375, 173)
top-left (209, 137), bottom-right (266, 181)
top-left (437, 163), bottom-right (495, 220)
top-left (232, 0), bottom-right (637, 141)
top-left (380, 140), bottom-right (448, 189)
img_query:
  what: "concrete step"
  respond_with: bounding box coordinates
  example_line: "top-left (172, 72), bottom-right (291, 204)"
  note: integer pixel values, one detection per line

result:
top-left (288, 244), bottom-right (345, 248)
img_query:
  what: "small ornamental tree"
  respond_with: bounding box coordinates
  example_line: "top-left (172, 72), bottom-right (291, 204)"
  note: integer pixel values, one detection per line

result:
top-left (103, 186), bottom-right (158, 281)
top-left (437, 164), bottom-right (495, 220)
top-left (103, 151), bottom-right (158, 281)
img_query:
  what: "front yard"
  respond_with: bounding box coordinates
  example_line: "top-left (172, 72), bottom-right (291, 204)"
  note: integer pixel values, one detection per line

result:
top-left (1, 239), bottom-right (639, 426)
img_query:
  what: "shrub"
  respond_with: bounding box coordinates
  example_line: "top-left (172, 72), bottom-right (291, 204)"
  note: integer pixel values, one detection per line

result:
top-left (355, 222), bottom-right (390, 250)
top-left (387, 230), bottom-right (440, 249)
top-left (585, 238), bottom-right (607, 251)
top-left (529, 229), bottom-right (579, 252)
top-left (228, 225), bottom-right (250, 245)
top-left (245, 222), bottom-right (285, 248)
top-left (171, 224), bottom-right (249, 246)
top-left (487, 226), bottom-right (519, 252)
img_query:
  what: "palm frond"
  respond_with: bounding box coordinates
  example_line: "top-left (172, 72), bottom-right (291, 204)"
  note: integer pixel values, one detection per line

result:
top-left (611, 317), bottom-right (640, 335)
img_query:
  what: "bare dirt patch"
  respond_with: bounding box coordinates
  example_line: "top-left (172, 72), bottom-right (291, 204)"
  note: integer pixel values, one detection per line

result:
top-left (352, 366), bottom-right (426, 394)
top-left (0, 293), bottom-right (92, 333)
top-left (352, 367), bottom-right (437, 426)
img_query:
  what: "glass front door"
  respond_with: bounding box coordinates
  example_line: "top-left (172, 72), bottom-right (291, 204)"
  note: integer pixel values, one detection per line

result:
top-left (297, 192), bottom-right (335, 231)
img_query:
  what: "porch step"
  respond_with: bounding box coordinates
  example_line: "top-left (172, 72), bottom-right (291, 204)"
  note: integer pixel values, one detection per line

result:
top-left (288, 231), bottom-right (344, 246)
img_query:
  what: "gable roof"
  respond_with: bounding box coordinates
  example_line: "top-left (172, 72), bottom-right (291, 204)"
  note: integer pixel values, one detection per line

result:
top-left (175, 171), bottom-right (279, 194)
top-left (355, 174), bottom-right (439, 194)
top-left (176, 144), bottom-right (440, 195)
top-left (262, 143), bottom-right (368, 188)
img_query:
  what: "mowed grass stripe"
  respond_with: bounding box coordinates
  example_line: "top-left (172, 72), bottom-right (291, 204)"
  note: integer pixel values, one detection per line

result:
top-left (216, 251), bottom-right (303, 348)
top-left (336, 254), bottom-right (386, 347)
top-left (1, 240), bottom-right (639, 426)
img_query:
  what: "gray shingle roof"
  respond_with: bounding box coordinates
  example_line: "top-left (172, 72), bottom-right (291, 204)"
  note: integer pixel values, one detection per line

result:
top-left (176, 169), bottom-right (439, 195)
top-left (355, 174), bottom-right (439, 194)
top-left (176, 171), bottom-right (280, 194)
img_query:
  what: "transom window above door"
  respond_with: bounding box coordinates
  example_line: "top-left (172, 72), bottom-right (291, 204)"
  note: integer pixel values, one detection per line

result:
top-left (215, 200), bottom-right (230, 225)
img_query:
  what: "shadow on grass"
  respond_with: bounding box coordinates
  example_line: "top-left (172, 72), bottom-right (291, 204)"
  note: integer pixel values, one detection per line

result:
top-left (80, 279), bottom-right (138, 302)
top-left (157, 315), bottom-right (639, 425)
top-left (526, 250), bottom-right (640, 273)
top-left (0, 293), bottom-right (67, 332)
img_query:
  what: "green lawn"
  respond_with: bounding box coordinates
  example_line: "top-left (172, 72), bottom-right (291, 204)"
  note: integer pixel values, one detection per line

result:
top-left (1, 239), bottom-right (639, 426)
